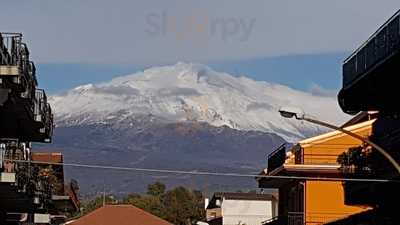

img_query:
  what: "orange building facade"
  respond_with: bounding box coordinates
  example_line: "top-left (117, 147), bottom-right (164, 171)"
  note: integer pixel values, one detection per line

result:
top-left (258, 119), bottom-right (374, 225)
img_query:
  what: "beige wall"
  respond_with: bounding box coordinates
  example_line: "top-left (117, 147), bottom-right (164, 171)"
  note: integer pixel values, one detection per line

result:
top-left (221, 199), bottom-right (277, 225)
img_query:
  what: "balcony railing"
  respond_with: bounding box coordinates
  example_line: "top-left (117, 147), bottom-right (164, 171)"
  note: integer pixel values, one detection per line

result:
top-left (343, 11), bottom-right (400, 88)
top-left (0, 144), bottom-right (4, 169)
top-left (0, 142), bottom-right (54, 208)
top-left (267, 144), bottom-right (287, 173)
top-left (1, 33), bottom-right (38, 95)
top-left (1, 142), bottom-right (26, 174)
top-left (262, 212), bottom-right (304, 225)
top-left (287, 212), bottom-right (304, 225)
top-left (34, 89), bottom-right (47, 122)
top-left (33, 89), bottom-right (54, 142)
top-left (262, 212), bottom-right (354, 225)
top-left (0, 33), bottom-right (23, 66)
top-left (338, 167), bottom-right (377, 206)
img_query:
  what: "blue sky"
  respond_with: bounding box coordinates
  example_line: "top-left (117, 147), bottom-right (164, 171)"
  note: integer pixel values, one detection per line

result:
top-left (2, 0), bottom-right (400, 94)
top-left (37, 52), bottom-right (346, 94)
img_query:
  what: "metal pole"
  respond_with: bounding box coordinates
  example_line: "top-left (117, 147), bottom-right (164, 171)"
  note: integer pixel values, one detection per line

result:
top-left (301, 116), bottom-right (400, 174)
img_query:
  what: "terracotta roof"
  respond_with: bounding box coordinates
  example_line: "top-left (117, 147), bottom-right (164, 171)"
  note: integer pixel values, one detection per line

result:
top-left (31, 152), bottom-right (63, 163)
top-left (68, 205), bottom-right (173, 225)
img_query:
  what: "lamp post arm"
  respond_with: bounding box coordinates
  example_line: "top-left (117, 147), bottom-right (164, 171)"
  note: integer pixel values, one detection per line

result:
top-left (302, 116), bottom-right (400, 174)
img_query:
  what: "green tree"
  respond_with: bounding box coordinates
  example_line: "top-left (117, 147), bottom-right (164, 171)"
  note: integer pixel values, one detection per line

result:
top-left (147, 182), bottom-right (166, 197)
top-left (81, 182), bottom-right (206, 225)
top-left (81, 195), bottom-right (118, 215)
top-left (163, 186), bottom-right (205, 225)
top-left (123, 194), bottom-right (165, 219)
top-left (337, 145), bottom-right (372, 175)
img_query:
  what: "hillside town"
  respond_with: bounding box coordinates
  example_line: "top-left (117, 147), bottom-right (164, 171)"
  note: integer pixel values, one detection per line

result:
top-left (1, 3), bottom-right (400, 225)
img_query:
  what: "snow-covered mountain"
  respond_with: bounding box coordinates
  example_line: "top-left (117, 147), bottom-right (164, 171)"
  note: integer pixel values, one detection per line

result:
top-left (50, 62), bottom-right (349, 141)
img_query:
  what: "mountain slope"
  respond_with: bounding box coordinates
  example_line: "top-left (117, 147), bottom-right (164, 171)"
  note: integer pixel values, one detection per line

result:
top-left (41, 62), bottom-right (351, 194)
top-left (50, 62), bottom-right (349, 141)
top-left (37, 122), bottom-right (285, 194)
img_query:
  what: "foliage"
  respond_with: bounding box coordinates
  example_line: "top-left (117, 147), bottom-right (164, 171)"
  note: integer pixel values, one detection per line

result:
top-left (147, 181), bottom-right (166, 197)
top-left (81, 195), bottom-right (118, 215)
top-left (337, 145), bottom-right (371, 172)
top-left (80, 182), bottom-right (205, 225)
top-left (123, 193), bottom-right (165, 218)
top-left (162, 187), bottom-right (205, 225)
top-left (37, 166), bottom-right (64, 195)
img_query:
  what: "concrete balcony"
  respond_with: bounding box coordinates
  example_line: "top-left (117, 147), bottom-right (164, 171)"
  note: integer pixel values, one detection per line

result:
top-left (339, 10), bottom-right (400, 114)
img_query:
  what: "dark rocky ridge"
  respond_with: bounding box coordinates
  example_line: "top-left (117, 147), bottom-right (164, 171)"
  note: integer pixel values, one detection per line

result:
top-left (34, 121), bottom-right (285, 196)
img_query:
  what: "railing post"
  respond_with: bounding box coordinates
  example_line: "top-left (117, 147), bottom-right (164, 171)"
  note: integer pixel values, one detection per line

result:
top-left (0, 144), bottom-right (5, 169)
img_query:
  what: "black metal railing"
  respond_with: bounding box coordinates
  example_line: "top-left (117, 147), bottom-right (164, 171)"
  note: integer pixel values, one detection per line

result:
top-left (34, 89), bottom-right (46, 122)
top-left (343, 11), bottom-right (400, 88)
top-left (287, 212), bottom-right (304, 225)
top-left (1, 142), bottom-right (25, 174)
top-left (267, 144), bottom-right (287, 173)
top-left (44, 103), bottom-right (54, 138)
top-left (0, 144), bottom-right (5, 170)
top-left (0, 142), bottom-right (53, 207)
top-left (1, 33), bottom-right (38, 96)
top-left (262, 212), bottom-right (304, 225)
top-left (262, 212), bottom-right (354, 225)
top-left (34, 89), bottom-right (54, 141)
top-left (28, 61), bottom-right (38, 86)
top-left (0, 33), bottom-right (22, 66)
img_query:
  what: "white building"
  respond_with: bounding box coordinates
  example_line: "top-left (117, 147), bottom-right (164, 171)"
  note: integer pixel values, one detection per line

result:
top-left (205, 192), bottom-right (278, 225)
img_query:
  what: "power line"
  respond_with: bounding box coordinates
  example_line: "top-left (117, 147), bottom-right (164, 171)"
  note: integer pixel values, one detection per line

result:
top-left (8, 159), bottom-right (398, 183)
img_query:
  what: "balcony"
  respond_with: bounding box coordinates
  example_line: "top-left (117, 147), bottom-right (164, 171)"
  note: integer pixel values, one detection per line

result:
top-left (0, 142), bottom-right (54, 212)
top-left (267, 144), bottom-right (287, 173)
top-left (0, 33), bottom-right (37, 94)
top-left (33, 89), bottom-right (54, 143)
top-left (259, 143), bottom-right (343, 188)
top-left (262, 212), bottom-right (304, 225)
top-left (262, 212), bottom-right (354, 225)
top-left (0, 33), bottom-right (53, 143)
top-left (339, 10), bottom-right (400, 114)
top-left (342, 11), bottom-right (400, 89)
top-left (341, 166), bottom-right (400, 207)
top-left (0, 33), bottom-right (21, 67)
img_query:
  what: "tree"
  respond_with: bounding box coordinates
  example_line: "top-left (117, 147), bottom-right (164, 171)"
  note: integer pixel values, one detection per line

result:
top-left (123, 193), bottom-right (165, 219)
top-left (337, 145), bottom-right (371, 174)
top-left (81, 195), bottom-right (118, 215)
top-left (147, 182), bottom-right (166, 197)
top-left (81, 182), bottom-right (206, 225)
top-left (163, 186), bottom-right (205, 225)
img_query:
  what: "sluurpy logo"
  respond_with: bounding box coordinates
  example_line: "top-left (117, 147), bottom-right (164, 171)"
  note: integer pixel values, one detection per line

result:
top-left (144, 11), bottom-right (256, 42)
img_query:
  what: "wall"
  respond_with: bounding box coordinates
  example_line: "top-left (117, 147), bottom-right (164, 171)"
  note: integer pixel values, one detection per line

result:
top-left (221, 199), bottom-right (276, 225)
top-left (300, 121), bottom-right (373, 224)
top-left (301, 122), bottom-right (373, 165)
top-left (305, 181), bottom-right (369, 225)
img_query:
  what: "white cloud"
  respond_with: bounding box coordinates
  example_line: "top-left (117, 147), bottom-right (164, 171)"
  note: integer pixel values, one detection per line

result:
top-left (309, 83), bottom-right (338, 97)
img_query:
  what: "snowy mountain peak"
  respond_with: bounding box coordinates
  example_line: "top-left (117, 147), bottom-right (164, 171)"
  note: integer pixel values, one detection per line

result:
top-left (50, 62), bottom-right (349, 142)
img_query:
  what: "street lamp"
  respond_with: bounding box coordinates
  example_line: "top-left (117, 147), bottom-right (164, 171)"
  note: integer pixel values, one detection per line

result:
top-left (279, 107), bottom-right (400, 174)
